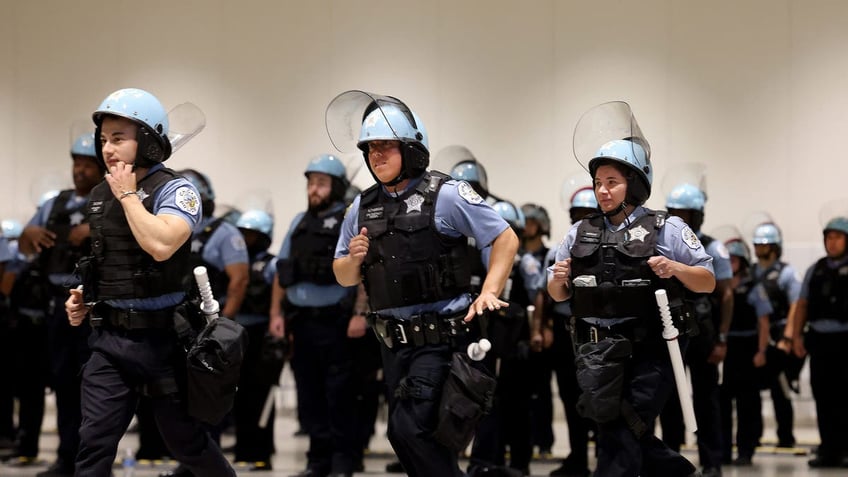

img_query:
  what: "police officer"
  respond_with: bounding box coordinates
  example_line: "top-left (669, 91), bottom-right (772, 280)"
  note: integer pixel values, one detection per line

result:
top-left (750, 221), bottom-right (802, 449)
top-left (63, 87), bottom-right (235, 477)
top-left (270, 154), bottom-right (360, 477)
top-left (469, 200), bottom-right (533, 477)
top-left (534, 182), bottom-right (598, 477)
top-left (0, 230), bottom-right (14, 456)
top-left (232, 209), bottom-right (277, 470)
top-left (330, 91), bottom-right (519, 477)
top-left (0, 218), bottom-right (50, 467)
top-left (716, 235), bottom-right (771, 467)
top-left (18, 132), bottom-right (103, 476)
top-left (661, 181), bottom-right (733, 477)
top-left (781, 206), bottom-right (848, 468)
top-left (548, 101), bottom-right (715, 477)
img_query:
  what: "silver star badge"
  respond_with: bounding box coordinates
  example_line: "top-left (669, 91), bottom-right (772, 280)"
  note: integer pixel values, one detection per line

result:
top-left (69, 211), bottom-right (85, 226)
top-left (323, 216), bottom-right (338, 229)
top-left (405, 193), bottom-right (425, 213)
top-left (627, 225), bottom-right (650, 242)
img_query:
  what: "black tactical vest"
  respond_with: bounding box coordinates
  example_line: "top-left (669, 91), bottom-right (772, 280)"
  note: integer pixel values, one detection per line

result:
top-left (729, 278), bottom-right (759, 332)
top-left (39, 189), bottom-right (90, 276)
top-left (806, 258), bottom-right (848, 323)
top-left (85, 168), bottom-right (191, 301)
top-left (358, 172), bottom-right (471, 310)
top-left (277, 205), bottom-right (346, 287)
top-left (756, 261), bottom-right (790, 323)
top-left (240, 251), bottom-right (274, 316)
top-left (187, 218), bottom-right (228, 299)
top-left (569, 210), bottom-right (687, 329)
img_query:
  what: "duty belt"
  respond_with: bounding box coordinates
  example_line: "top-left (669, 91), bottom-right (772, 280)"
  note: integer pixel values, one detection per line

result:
top-left (90, 304), bottom-right (175, 330)
top-left (367, 312), bottom-right (471, 349)
top-left (573, 318), bottom-right (649, 345)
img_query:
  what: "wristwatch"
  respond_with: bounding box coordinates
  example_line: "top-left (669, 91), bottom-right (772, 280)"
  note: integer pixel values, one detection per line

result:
top-left (717, 332), bottom-right (728, 344)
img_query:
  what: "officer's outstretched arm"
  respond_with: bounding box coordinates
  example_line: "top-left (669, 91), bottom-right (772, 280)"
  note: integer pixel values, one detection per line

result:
top-left (465, 227), bottom-right (519, 322)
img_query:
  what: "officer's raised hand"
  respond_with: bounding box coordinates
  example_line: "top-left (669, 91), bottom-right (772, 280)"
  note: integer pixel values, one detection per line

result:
top-left (547, 258), bottom-right (572, 302)
top-left (20, 225), bottom-right (56, 253)
top-left (66, 287), bottom-right (89, 326)
top-left (105, 161), bottom-right (138, 201)
top-left (349, 227), bottom-right (369, 262)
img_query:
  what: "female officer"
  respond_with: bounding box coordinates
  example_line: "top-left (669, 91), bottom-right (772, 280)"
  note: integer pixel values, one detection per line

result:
top-left (548, 101), bottom-right (715, 477)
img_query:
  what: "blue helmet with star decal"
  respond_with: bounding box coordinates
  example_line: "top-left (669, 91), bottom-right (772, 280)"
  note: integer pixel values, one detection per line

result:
top-left (93, 88), bottom-right (172, 167)
top-left (305, 154), bottom-right (349, 202)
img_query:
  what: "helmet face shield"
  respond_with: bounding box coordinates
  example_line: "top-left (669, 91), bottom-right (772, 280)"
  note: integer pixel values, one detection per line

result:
top-left (435, 146), bottom-right (488, 196)
top-left (560, 171), bottom-right (597, 212)
top-left (167, 102), bottom-right (206, 154)
top-left (573, 101), bottom-right (651, 174)
top-left (325, 90), bottom-right (426, 153)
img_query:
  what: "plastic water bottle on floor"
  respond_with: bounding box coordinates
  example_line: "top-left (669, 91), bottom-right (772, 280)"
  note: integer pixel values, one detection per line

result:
top-left (122, 447), bottom-right (136, 477)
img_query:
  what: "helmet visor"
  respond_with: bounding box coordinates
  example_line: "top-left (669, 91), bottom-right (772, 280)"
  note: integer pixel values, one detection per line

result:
top-left (573, 101), bottom-right (650, 172)
top-left (560, 170), bottom-right (596, 211)
top-left (167, 102), bottom-right (206, 153)
top-left (661, 162), bottom-right (707, 204)
top-left (742, 211), bottom-right (776, 243)
top-left (326, 90), bottom-right (415, 153)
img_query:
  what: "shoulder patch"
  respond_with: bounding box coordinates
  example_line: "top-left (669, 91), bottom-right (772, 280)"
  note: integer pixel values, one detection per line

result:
top-left (681, 226), bottom-right (702, 250)
top-left (457, 181), bottom-right (484, 205)
top-left (175, 186), bottom-right (200, 215)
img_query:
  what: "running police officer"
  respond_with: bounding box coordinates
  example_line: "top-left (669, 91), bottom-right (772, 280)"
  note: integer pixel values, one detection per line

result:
top-left (548, 101), bottom-right (715, 477)
top-left (329, 91), bottom-right (519, 477)
top-left (781, 202), bottom-right (848, 468)
top-left (64, 87), bottom-right (235, 477)
top-left (270, 154), bottom-right (359, 477)
top-left (19, 132), bottom-right (103, 477)
top-left (661, 177), bottom-right (733, 477)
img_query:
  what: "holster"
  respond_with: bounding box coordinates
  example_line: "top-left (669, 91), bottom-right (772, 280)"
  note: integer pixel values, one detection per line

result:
top-left (574, 335), bottom-right (632, 423)
top-left (431, 352), bottom-right (496, 452)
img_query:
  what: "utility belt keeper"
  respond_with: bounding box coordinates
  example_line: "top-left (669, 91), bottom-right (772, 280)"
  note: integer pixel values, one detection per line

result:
top-left (89, 303), bottom-right (175, 330)
top-left (367, 312), bottom-right (470, 349)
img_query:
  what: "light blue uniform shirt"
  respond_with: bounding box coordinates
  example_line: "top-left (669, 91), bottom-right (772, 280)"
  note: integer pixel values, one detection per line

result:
top-left (107, 164), bottom-right (202, 310)
top-left (799, 256), bottom-right (848, 333)
top-left (335, 177), bottom-right (510, 320)
top-left (278, 202), bottom-right (353, 308)
top-left (703, 234), bottom-right (733, 281)
top-left (26, 191), bottom-right (89, 286)
top-left (193, 216), bottom-right (249, 307)
top-left (0, 236), bottom-right (11, 264)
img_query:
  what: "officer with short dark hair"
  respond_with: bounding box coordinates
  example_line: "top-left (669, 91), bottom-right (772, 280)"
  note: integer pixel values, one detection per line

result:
top-left (548, 102), bottom-right (715, 477)
top-left (270, 153), bottom-right (360, 477)
top-left (19, 131), bottom-right (103, 477)
top-left (64, 87), bottom-right (235, 477)
top-left (330, 91), bottom-right (519, 477)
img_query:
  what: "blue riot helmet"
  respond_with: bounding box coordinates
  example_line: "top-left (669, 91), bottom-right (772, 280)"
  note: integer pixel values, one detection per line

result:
top-left (571, 188), bottom-right (598, 209)
top-left (451, 160), bottom-right (489, 198)
top-left (589, 139), bottom-right (652, 207)
top-left (493, 201), bottom-right (525, 233)
top-left (752, 222), bottom-right (783, 259)
top-left (825, 217), bottom-right (848, 236)
top-left (666, 183), bottom-right (706, 232)
top-left (520, 203), bottom-right (550, 238)
top-left (92, 88), bottom-right (171, 167)
top-left (305, 154), bottom-right (349, 202)
top-left (236, 209), bottom-right (274, 252)
top-left (178, 168), bottom-right (215, 217)
top-left (71, 132), bottom-right (97, 158)
top-left (725, 239), bottom-right (751, 267)
top-left (326, 91), bottom-right (428, 187)
top-left (1, 219), bottom-right (23, 240)
top-left (573, 101), bottom-right (651, 209)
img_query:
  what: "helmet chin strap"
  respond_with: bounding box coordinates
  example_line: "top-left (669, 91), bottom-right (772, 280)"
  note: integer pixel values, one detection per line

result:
top-left (381, 170), bottom-right (408, 187)
top-left (603, 201), bottom-right (632, 227)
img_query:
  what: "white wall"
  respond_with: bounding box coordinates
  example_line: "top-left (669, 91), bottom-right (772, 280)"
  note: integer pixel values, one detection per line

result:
top-left (1, 0), bottom-right (845, 272)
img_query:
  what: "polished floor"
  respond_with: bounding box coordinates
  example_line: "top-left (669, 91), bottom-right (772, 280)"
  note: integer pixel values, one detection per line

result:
top-left (0, 372), bottom-right (842, 476)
